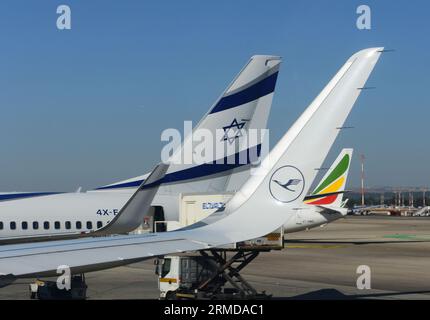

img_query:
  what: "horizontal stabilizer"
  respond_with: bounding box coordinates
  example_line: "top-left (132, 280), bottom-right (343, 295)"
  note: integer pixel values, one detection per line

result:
top-left (316, 205), bottom-right (348, 215)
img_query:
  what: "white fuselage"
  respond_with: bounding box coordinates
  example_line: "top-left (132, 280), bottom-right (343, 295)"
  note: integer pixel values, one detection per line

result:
top-left (0, 165), bottom-right (256, 243)
top-left (282, 207), bottom-right (344, 233)
top-left (0, 192), bottom-right (131, 242)
top-left (0, 189), bottom-right (343, 243)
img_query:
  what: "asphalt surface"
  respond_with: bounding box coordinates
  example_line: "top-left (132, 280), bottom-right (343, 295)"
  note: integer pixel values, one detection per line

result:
top-left (1, 216), bottom-right (430, 300)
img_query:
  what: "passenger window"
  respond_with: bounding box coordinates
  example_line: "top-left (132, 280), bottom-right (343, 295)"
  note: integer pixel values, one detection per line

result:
top-left (43, 221), bottom-right (50, 230)
top-left (54, 221), bottom-right (60, 230)
top-left (97, 221), bottom-right (103, 229)
top-left (65, 221), bottom-right (71, 230)
top-left (10, 222), bottom-right (16, 230)
top-left (22, 222), bottom-right (28, 230)
top-left (86, 221), bottom-right (93, 229)
top-left (76, 221), bottom-right (82, 229)
top-left (0, 222), bottom-right (3, 230)
top-left (33, 221), bottom-right (39, 230)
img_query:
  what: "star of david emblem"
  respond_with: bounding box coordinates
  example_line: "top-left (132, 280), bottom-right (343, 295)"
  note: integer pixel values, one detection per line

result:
top-left (221, 118), bottom-right (247, 144)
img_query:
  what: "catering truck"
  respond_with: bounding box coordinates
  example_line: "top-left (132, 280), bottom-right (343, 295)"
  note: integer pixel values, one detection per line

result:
top-left (155, 248), bottom-right (280, 300)
top-left (154, 193), bottom-right (284, 300)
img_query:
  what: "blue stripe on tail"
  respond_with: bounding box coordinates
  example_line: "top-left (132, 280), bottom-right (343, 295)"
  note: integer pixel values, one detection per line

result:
top-left (209, 72), bottom-right (278, 114)
top-left (96, 144), bottom-right (262, 190)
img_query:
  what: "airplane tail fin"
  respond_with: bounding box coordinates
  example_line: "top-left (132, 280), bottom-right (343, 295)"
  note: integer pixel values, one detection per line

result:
top-left (166, 55), bottom-right (282, 179)
top-left (303, 148), bottom-right (353, 207)
top-left (201, 48), bottom-right (384, 240)
top-left (97, 55), bottom-right (281, 192)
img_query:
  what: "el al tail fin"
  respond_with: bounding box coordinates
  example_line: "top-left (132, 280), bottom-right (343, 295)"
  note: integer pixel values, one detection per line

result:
top-left (96, 55), bottom-right (281, 192)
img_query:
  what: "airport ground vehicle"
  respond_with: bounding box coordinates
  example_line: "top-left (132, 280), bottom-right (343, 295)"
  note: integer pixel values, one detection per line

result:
top-left (155, 230), bottom-right (284, 300)
top-left (154, 196), bottom-right (284, 300)
top-left (29, 275), bottom-right (87, 300)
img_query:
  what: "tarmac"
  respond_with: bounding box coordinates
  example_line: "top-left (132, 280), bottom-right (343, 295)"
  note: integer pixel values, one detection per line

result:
top-left (1, 216), bottom-right (430, 300)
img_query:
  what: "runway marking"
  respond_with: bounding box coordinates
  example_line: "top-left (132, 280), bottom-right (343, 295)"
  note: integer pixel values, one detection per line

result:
top-left (383, 234), bottom-right (430, 241)
top-left (285, 244), bottom-right (347, 249)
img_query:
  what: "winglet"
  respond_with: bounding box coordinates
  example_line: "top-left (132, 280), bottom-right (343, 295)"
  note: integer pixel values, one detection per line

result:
top-left (93, 163), bottom-right (169, 235)
top-left (194, 48), bottom-right (383, 243)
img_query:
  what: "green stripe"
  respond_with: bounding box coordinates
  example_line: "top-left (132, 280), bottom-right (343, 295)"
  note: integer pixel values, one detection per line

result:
top-left (312, 154), bottom-right (350, 195)
top-left (383, 234), bottom-right (430, 241)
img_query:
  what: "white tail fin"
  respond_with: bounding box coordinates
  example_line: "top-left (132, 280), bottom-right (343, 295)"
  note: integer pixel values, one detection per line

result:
top-left (97, 55), bottom-right (281, 192)
top-left (195, 48), bottom-right (384, 242)
top-left (303, 148), bottom-right (353, 207)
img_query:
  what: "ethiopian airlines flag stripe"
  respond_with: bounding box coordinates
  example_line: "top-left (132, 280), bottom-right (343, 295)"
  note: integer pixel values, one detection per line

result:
top-left (304, 151), bottom-right (351, 205)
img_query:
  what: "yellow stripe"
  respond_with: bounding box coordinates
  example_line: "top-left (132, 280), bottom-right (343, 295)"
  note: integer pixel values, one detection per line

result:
top-left (160, 278), bottom-right (177, 283)
top-left (303, 176), bottom-right (345, 204)
top-left (266, 233), bottom-right (282, 241)
top-left (319, 176), bottom-right (345, 194)
top-left (176, 293), bottom-right (195, 298)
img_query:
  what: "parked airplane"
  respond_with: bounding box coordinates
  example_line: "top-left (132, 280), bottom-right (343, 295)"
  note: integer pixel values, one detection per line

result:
top-left (0, 47), bottom-right (384, 282)
top-left (0, 55), bottom-right (282, 244)
top-left (350, 204), bottom-right (385, 215)
top-left (285, 148), bottom-right (353, 233)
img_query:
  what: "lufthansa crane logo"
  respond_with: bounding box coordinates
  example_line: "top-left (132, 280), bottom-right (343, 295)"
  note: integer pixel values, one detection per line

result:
top-left (269, 165), bottom-right (305, 203)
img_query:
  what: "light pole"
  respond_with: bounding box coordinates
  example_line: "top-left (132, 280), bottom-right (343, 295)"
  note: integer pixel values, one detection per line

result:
top-left (360, 154), bottom-right (365, 206)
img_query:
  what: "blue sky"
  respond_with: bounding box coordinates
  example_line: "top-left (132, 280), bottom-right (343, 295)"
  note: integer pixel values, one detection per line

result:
top-left (0, 0), bottom-right (428, 191)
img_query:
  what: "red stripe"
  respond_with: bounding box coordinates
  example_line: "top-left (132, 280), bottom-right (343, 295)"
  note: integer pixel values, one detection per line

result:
top-left (307, 195), bottom-right (338, 205)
